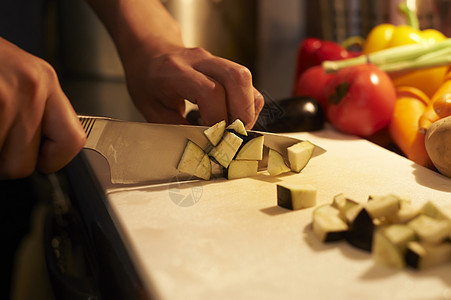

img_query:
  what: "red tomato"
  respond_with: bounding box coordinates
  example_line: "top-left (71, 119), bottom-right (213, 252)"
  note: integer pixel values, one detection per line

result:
top-left (293, 65), bottom-right (334, 110)
top-left (325, 64), bottom-right (396, 137)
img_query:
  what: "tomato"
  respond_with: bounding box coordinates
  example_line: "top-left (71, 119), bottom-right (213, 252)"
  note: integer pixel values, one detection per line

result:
top-left (325, 64), bottom-right (397, 137)
top-left (293, 65), bottom-right (334, 110)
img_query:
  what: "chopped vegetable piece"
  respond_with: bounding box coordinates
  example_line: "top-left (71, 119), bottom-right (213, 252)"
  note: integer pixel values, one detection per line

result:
top-left (420, 201), bottom-right (450, 220)
top-left (408, 215), bottom-right (450, 244)
top-left (209, 131), bottom-right (243, 168)
top-left (235, 134), bottom-right (264, 161)
top-left (345, 207), bottom-right (374, 252)
top-left (332, 193), bottom-right (360, 221)
top-left (267, 149), bottom-right (290, 176)
top-left (204, 120), bottom-right (226, 146)
top-left (387, 199), bottom-right (420, 224)
top-left (177, 140), bottom-right (211, 180)
top-left (312, 205), bottom-right (348, 242)
top-left (277, 183), bottom-right (317, 210)
top-left (366, 194), bottom-right (401, 219)
top-left (372, 224), bottom-right (416, 268)
top-left (225, 160), bottom-right (258, 179)
top-left (287, 140), bottom-right (315, 172)
top-left (226, 119), bottom-right (247, 136)
top-left (406, 241), bottom-right (451, 270)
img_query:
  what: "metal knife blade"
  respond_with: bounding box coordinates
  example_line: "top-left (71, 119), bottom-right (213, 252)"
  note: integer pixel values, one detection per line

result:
top-left (79, 115), bottom-right (326, 187)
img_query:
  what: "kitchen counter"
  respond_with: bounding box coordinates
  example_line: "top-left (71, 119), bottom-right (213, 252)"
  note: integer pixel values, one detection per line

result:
top-left (88, 127), bottom-right (451, 300)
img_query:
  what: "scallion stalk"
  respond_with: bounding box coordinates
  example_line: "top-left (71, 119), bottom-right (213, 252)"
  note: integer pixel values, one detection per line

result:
top-left (322, 38), bottom-right (451, 74)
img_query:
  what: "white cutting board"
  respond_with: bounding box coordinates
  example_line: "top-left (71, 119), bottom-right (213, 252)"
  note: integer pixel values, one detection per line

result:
top-left (104, 127), bottom-right (451, 300)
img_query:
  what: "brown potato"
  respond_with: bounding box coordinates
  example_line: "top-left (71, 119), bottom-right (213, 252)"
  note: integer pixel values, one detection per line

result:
top-left (425, 116), bottom-right (451, 178)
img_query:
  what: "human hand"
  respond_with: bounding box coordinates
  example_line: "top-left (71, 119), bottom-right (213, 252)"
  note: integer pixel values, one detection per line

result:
top-left (122, 46), bottom-right (264, 130)
top-left (0, 38), bottom-right (86, 179)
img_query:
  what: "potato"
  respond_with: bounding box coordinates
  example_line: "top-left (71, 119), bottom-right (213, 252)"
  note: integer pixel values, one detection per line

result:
top-left (425, 115), bottom-right (451, 178)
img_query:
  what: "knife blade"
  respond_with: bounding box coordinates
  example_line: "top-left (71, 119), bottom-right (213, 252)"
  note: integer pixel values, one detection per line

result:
top-left (79, 115), bottom-right (326, 187)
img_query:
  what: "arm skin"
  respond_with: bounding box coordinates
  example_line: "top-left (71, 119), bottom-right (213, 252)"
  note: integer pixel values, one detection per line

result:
top-left (0, 37), bottom-right (86, 179)
top-left (85, 0), bottom-right (264, 129)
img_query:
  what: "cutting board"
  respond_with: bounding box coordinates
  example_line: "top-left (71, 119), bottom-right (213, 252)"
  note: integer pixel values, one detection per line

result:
top-left (102, 127), bottom-right (451, 300)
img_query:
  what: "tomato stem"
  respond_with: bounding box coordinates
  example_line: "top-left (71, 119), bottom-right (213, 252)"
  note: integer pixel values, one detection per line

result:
top-left (328, 83), bottom-right (349, 105)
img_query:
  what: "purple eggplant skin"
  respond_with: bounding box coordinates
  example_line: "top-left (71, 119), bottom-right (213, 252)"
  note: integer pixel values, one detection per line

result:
top-left (277, 184), bottom-right (294, 210)
top-left (253, 96), bottom-right (326, 133)
top-left (345, 208), bottom-right (375, 252)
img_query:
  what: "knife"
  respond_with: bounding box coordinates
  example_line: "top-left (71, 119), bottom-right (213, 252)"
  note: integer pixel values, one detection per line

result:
top-left (79, 115), bottom-right (325, 187)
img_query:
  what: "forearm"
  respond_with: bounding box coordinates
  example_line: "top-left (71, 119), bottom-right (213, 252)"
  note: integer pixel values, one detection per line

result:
top-left (85, 0), bottom-right (185, 59)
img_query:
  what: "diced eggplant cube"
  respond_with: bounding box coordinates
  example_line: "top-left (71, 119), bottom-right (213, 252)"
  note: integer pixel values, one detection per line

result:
top-left (420, 201), bottom-right (450, 220)
top-left (408, 214), bottom-right (450, 244)
top-left (267, 149), bottom-right (290, 176)
top-left (194, 154), bottom-right (212, 181)
top-left (372, 224), bottom-right (416, 268)
top-left (277, 183), bottom-right (317, 210)
top-left (406, 241), bottom-right (451, 270)
top-left (226, 119), bottom-right (247, 136)
top-left (287, 140), bottom-right (315, 173)
top-left (312, 205), bottom-right (348, 242)
top-left (332, 193), bottom-right (360, 221)
top-left (345, 207), bottom-right (374, 252)
top-left (366, 194), bottom-right (401, 219)
top-left (235, 134), bottom-right (264, 161)
top-left (209, 131), bottom-right (243, 168)
top-left (177, 140), bottom-right (211, 180)
top-left (387, 200), bottom-right (420, 224)
top-left (204, 120), bottom-right (226, 146)
top-left (224, 160), bottom-right (258, 180)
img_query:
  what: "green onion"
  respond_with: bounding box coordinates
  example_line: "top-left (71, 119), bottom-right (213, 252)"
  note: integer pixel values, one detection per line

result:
top-left (322, 38), bottom-right (451, 74)
top-left (379, 48), bottom-right (451, 73)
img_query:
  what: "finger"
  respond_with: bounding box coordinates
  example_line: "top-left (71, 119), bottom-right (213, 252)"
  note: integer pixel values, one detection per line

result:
top-left (37, 88), bottom-right (86, 174)
top-left (157, 66), bottom-right (228, 125)
top-left (139, 98), bottom-right (189, 125)
top-left (194, 56), bottom-right (255, 126)
top-left (192, 76), bottom-right (228, 126)
top-left (0, 83), bottom-right (44, 178)
top-left (249, 88), bottom-right (265, 129)
top-left (0, 119), bottom-right (42, 179)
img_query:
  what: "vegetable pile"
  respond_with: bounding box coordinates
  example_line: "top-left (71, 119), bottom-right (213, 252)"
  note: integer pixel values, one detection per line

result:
top-left (292, 2), bottom-right (451, 178)
top-left (177, 119), bottom-right (315, 181)
top-left (311, 193), bottom-right (451, 270)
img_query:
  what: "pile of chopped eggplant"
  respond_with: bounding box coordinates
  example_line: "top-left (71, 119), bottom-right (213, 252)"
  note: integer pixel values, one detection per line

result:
top-left (177, 119), bottom-right (315, 180)
top-left (312, 194), bottom-right (451, 270)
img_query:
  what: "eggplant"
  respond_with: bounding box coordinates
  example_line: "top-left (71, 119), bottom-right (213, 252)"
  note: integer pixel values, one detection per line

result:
top-left (407, 215), bottom-right (450, 244)
top-left (177, 140), bottom-right (211, 180)
top-left (386, 199), bottom-right (420, 224)
top-left (345, 207), bottom-right (375, 252)
top-left (204, 120), bottom-right (226, 146)
top-left (277, 183), bottom-right (317, 211)
top-left (420, 201), bottom-right (449, 220)
top-left (253, 96), bottom-right (326, 132)
top-left (208, 131), bottom-right (243, 168)
top-left (235, 134), bottom-right (264, 161)
top-left (267, 149), bottom-right (290, 176)
top-left (366, 194), bottom-right (401, 219)
top-left (331, 193), bottom-right (360, 221)
top-left (406, 241), bottom-right (451, 270)
top-left (372, 224), bottom-right (416, 268)
top-left (312, 204), bottom-right (348, 242)
top-left (224, 160), bottom-right (258, 180)
top-left (226, 119), bottom-right (247, 136)
top-left (287, 140), bottom-right (314, 173)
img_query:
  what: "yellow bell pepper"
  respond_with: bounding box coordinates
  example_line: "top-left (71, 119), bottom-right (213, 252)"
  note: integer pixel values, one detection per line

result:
top-left (362, 3), bottom-right (448, 98)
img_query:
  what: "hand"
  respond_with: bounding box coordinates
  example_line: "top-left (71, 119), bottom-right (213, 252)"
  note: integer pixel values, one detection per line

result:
top-left (0, 38), bottom-right (86, 179)
top-left (123, 46), bottom-right (264, 129)
top-left (85, 0), bottom-right (264, 130)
